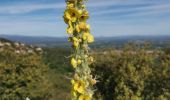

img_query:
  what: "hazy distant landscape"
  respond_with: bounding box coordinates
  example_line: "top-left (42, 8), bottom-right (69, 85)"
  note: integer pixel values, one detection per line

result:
top-left (1, 34), bottom-right (170, 48)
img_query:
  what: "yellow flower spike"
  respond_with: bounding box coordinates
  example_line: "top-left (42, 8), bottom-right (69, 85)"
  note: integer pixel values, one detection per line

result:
top-left (74, 80), bottom-right (86, 94)
top-left (78, 95), bottom-right (90, 100)
top-left (87, 34), bottom-right (94, 43)
top-left (64, 0), bottom-right (95, 99)
top-left (71, 58), bottom-right (78, 68)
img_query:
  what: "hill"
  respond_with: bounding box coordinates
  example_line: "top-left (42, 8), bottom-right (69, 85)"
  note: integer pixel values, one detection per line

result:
top-left (1, 34), bottom-right (170, 48)
top-left (0, 38), bottom-right (51, 99)
top-left (0, 37), bottom-right (13, 43)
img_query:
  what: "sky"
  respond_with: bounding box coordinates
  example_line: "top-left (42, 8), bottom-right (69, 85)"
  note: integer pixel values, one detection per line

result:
top-left (0, 0), bottom-right (170, 37)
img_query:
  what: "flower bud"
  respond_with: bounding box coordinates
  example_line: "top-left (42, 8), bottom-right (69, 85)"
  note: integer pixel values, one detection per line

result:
top-left (71, 58), bottom-right (77, 68)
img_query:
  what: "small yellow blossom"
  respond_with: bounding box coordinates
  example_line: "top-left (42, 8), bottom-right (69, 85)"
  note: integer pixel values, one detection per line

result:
top-left (72, 37), bottom-right (80, 48)
top-left (73, 41), bottom-right (79, 48)
top-left (73, 37), bottom-right (79, 41)
top-left (88, 56), bottom-right (94, 63)
top-left (71, 58), bottom-right (77, 68)
top-left (77, 59), bottom-right (82, 64)
top-left (74, 74), bottom-right (79, 80)
top-left (74, 80), bottom-right (86, 94)
top-left (64, 8), bottom-right (82, 22)
top-left (82, 32), bottom-right (89, 40)
top-left (87, 34), bottom-right (94, 43)
top-left (90, 78), bottom-right (97, 85)
top-left (76, 22), bottom-right (90, 33)
top-left (71, 79), bottom-right (75, 84)
top-left (82, 32), bottom-right (94, 43)
top-left (71, 89), bottom-right (77, 97)
top-left (78, 95), bottom-right (90, 100)
top-left (66, 21), bottom-right (74, 34)
top-left (67, 26), bottom-right (74, 34)
top-left (66, 2), bottom-right (74, 9)
top-left (80, 10), bottom-right (89, 21)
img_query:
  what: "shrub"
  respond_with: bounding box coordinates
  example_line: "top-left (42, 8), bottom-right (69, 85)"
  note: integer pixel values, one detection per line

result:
top-left (92, 49), bottom-right (170, 100)
top-left (0, 50), bottom-right (51, 100)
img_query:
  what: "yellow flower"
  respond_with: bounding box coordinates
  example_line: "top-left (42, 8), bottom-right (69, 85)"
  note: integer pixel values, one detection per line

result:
top-left (76, 22), bottom-right (90, 33)
top-left (82, 32), bottom-right (89, 40)
top-left (63, 16), bottom-right (69, 24)
top-left (87, 34), bottom-right (94, 43)
top-left (67, 2), bottom-right (74, 9)
top-left (67, 26), bottom-right (74, 34)
top-left (82, 32), bottom-right (94, 43)
top-left (74, 80), bottom-right (86, 94)
top-left (78, 95), bottom-right (90, 100)
top-left (67, 21), bottom-right (74, 34)
top-left (74, 74), bottom-right (79, 80)
top-left (80, 10), bottom-right (89, 21)
top-left (71, 79), bottom-right (75, 84)
top-left (72, 37), bottom-right (79, 41)
top-left (88, 56), bottom-right (94, 63)
top-left (77, 59), bottom-right (82, 64)
top-left (90, 79), bottom-right (97, 85)
top-left (64, 8), bottom-right (82, 23)
top-left (71, 89), bottom-right (77, 98)
top-left (72, 37), bottom-right (80, 48)
top-left (73, 41), bottom-right (79, 48)
top-left (71, 58), bottom-right (77, 68)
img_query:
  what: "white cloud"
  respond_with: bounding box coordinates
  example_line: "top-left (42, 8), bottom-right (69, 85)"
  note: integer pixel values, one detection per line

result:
top-left (91, 3), bottom-right (170, 18)
top-left (0, 0), bottom-right (168, 15)
top-left (0, 3), bottom-right (65, 14)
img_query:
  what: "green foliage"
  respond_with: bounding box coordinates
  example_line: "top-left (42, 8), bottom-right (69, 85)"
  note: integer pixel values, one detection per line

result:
top-left (0, 50), bottom-right (51, 100)
top-left (43, 47), bottom-right (72, 73)
top-left (43, 47), bottom-right (72, 100)
top-left (1, 43), bottom-right (169, 100)
top-left (92, 48), bottom-right (170, 100)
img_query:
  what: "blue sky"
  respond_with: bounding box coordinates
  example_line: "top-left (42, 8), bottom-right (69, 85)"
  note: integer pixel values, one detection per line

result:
top-left (0, 0), bottom-right (170, 37)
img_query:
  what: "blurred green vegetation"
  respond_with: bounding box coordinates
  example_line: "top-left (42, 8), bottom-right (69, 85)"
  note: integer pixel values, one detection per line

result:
top-left (91, 44), bottom-right (170, 100)
top-left (43, 48), bottom-right (72, 100)
top-left (0, 50), bottom-right (51, 100)
top-left (0, 42), bottom-right (170, 100)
